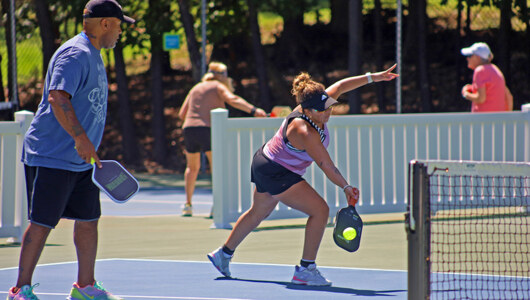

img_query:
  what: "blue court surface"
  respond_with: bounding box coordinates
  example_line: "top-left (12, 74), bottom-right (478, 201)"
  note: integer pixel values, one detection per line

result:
top-left (100, 187), bottom-right (213, 217)
top-left (0, 259), bottom-right (408, 299)
top-left (1, 188), bottom-right (410, 299)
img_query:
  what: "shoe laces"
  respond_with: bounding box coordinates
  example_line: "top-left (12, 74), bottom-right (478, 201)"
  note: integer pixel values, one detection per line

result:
top-left (306, 266), bottom-right (324, 278)
top-left (93, 281), bottom-right (108, 292)
top-left (19, 284), bottom-right (39, 300)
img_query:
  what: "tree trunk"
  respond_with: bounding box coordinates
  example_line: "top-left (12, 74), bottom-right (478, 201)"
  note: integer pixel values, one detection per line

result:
top-left (33, 0), bottom-right (59, 79)
top-left (0, 54), bottom-right (4, 102)
top-left (465, 1), bottom-right (471, 35)
top-left (456, 0), bottom-right (464, 105)
top-left (348, 0), bottom-right (362, 114)
top-left (498, 0), bottom-right (512, 84)
top-left (2, 0), bottom-right (16, 105)
top-left (247, 0), bottom-right (271, 111)
top-left (277, 2), bottom-right (305, 69)
top-left (521, 0), bottom-right (530, 79)
top-left (178, 0), bottom-right (202, 82)
top-left (113, 41), bottom-right (141, 165)
top-left (150, 46), bottom-right (167, 164)
top-left (404, 0), bottom-right (418, 60)
top-left (373, 0), bottom-right (386, 113)
top-left (416, 0), bottom-right (431, 112)
top-left (148, 0), bottom-right (168, 164)
top-left (330, 0), bottom-right (348, 34)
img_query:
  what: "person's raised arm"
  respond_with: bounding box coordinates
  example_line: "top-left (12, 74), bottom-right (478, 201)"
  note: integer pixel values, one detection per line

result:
top-left (326, 64), bottom-right (399, 100)
top-left (218, 84), bottom-right (267, 117)
top-left (48, 90), bottom-right (100, 166)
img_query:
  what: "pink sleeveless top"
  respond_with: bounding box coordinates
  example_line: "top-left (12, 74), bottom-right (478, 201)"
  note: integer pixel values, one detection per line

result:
top-left (263, 111), bottom-right (329, 176)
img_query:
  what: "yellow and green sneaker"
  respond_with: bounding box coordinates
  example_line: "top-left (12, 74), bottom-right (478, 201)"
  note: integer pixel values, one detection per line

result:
top-left (67, 281), bottom-right (122, 300)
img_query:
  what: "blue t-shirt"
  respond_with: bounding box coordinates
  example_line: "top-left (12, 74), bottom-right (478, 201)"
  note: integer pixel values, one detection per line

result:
top-left (22, 32), bottom-right (108, 172)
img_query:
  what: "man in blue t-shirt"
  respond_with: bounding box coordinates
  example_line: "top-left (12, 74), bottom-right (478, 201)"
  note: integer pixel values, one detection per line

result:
top-left (8, 1), bottom-right (135, 299)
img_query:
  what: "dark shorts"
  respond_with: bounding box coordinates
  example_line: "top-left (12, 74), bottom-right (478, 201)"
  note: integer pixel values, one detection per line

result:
top-left (251, 147), bottom-right (304, 195)
top-left (25, 165), bottom-right (101, 229)
top-left (183, 127), bottom-right (211, 153)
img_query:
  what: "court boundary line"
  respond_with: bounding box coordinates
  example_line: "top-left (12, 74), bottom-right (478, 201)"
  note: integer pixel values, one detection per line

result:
top-left (94, 258), bottom-right (409, 273)
top-left (0, 258), bottom-right (407, 273)
top-left (5, 258), bottom-right (526, 280)
top-left (0, 291), bottom-right (249, 300)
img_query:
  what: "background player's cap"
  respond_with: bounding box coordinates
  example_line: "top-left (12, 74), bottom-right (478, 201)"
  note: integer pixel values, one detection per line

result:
top-left (83, 0), bottom-right (135, 24)
top-left (461, 42), bottom-right (492, 60)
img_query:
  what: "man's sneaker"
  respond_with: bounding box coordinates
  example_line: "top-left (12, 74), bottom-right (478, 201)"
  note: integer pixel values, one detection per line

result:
top-left (291, 264), bottom-right (332, 286)
top-left (7, 284), bottom-right (39, 300)
top-left (207, 247), bottom-right (232, 277)
top-left (181, 204), bottom-right (192, 217)
top-left (67, 281), bottom-right (121, 300)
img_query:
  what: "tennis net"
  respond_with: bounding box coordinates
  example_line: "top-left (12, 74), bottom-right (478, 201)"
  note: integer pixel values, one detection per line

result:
top-left (406, 160), bottom-right (529, 300)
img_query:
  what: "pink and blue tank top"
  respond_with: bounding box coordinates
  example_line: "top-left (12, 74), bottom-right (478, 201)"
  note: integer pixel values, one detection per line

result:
top-left (263, 110), bottom-right (330, 175)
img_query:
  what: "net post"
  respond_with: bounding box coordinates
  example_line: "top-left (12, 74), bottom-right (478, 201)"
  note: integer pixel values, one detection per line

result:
top-left (407, 160), bottom-right (430, 300)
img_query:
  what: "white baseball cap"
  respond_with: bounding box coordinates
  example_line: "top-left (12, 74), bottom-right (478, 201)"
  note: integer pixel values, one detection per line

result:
top-left (461, 42), bottom-right (492, 60)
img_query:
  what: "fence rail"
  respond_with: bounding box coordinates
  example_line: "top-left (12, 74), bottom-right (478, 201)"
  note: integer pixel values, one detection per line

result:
top-left (0, 111), bottom-right (33, 242)
top-left (211, 105), bottom-right (530, 229)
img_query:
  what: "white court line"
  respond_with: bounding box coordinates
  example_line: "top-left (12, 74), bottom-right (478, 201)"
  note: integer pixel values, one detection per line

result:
top-left (0, 292), bottom-right (248, 300)
top-left (0, 260), bottom-right (77, 271)
top-left (110, 295), bottom-right (249, 300)
top-left (97, 258), bottom-right (408, 273)
top-left (17, 293), bottom-right (248, 300)
top-left (0, 258), bottom-right (407, 273)
top-left (100, 199), bottom-right (212, 205)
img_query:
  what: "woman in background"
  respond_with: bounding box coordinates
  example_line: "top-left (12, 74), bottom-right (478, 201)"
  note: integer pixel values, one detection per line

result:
top-left (461, 42), bottom-right (513, 112)
top-left (179, 62), bottom-right (267, 216)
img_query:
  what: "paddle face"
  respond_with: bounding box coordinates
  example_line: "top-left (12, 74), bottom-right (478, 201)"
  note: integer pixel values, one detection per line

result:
top-left (333, 205), bottom-right (363, 252)
top-left (91, 160), bottom-right (139, 203)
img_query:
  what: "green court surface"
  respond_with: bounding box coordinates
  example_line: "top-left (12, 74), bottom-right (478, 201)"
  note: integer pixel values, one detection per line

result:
top-left (0, 213), bottom-right (407, 271)
top-left (0, 172), bottom-right (407, 292)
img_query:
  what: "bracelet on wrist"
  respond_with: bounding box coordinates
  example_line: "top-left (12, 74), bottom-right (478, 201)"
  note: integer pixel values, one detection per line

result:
top-left (343, 185), bottom-right (353, 192)
top-left (365, 72), bottom-right (373, 84)
top-left (250, 107), bottom-right (257, 116)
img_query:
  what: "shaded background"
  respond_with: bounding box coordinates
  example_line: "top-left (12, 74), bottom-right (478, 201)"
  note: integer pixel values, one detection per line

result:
top-left (1, 0), bottom-right (529, 173)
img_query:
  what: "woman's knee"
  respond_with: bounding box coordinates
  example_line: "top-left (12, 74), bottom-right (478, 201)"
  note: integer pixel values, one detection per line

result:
top-left (310, 201), bottom-right (329, 221)
top-left (186, 165), bottom-right (200, 173)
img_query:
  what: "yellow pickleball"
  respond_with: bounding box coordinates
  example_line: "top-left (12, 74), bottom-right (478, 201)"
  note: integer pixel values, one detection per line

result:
top-left (343, 227), bottom-right (357, 240)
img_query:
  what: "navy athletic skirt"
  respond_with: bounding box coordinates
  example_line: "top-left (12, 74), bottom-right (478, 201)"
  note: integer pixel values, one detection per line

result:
top-left (251, 146), bottom-right (304, 195)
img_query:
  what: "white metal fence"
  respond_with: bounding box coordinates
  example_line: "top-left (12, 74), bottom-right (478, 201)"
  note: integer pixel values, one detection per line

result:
top-left (0, 111), bottom-right (33, 242)
top-left (211, 105), bottom-right (530, 229)
top-left (2, 108), bottom-right (529, 232)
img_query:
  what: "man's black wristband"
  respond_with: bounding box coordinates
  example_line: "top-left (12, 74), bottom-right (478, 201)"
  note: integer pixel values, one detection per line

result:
top-left (250, 107), bottom-right (257, 116)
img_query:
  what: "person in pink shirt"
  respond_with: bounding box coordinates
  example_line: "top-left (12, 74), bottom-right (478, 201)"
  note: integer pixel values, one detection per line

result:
top-left (461, 42), bottom-right (513, 112)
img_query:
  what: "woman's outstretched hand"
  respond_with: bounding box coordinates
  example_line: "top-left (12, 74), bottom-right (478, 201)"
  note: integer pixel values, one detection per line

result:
top-left (373, 64), bottom-right (399, 82)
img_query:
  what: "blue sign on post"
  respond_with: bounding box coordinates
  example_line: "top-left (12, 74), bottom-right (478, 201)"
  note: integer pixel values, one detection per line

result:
top-left (163, 33), bottom-right (180, 51)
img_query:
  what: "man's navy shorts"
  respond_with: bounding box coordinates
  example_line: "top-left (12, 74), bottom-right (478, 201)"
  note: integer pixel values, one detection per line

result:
top-left (251, 146), bottom-right (304, 195)
top-left (25, 165), bottom-right (101, 228)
